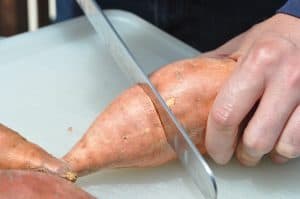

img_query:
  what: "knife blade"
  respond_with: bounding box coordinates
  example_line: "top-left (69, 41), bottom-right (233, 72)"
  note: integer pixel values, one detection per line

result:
top-left (76, 1), bottom-right (217, 198)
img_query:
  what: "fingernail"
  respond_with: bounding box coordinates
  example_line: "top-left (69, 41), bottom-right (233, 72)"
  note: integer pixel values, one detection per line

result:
top-left (276, 142), bottom-right (298, 158)
top-left (272, 155), bottom-right (289, 164)
top-left (211, 150), bottom-right (233, 165)
top-left (213, 155), bottom-right (230, 165)
top-left (243, 146), bottom-right (260, 158)
top-left (237, 146), bottom-right (261, 166)
top-left (206, 129), bottom-right (236, 165)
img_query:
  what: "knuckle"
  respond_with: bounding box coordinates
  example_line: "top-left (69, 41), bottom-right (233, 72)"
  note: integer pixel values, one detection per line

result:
top-left (246, 36), bottom-right (293, 72)
top-left (243, 136), bottom-right (272, 155)
top-left (250, 42), bottom-right (279, 66)
top-left (210, 103), bottom-right (236, 130)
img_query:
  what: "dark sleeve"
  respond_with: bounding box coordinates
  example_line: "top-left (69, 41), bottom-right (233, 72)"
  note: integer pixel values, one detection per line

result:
top-left (56, 0), bottom-right (83, 22)
top-left (277, 0), bottom-right (300, 18)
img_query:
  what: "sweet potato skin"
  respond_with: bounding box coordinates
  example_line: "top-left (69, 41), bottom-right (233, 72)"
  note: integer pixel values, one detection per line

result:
top-left (150, 57), bottom-right (235, 152)
top-left (64, 86), bottom-right (175, 175)
top-left (64, 57), bottom-right (236, 176)
top-left (0, 124), bottom-right (77, 181)
top-left (0, 170), bottom-right (95, 199)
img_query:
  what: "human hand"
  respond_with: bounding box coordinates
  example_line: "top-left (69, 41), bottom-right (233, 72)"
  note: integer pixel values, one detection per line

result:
top-left (204, 13), bottom-right (300, 166)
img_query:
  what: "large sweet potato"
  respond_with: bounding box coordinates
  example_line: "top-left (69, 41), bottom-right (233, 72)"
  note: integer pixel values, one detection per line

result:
top-left (0, 124), bottom-right (77, 181)
top-left (64, 57), bottom-right (236, 176)
top-left (0, 170), bottom-right (95, 199)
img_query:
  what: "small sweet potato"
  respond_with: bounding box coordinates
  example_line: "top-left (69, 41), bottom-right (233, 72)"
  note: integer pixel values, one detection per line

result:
top-left (0, 170), bottom-right (95, 199)
top-left (0, 124), bottom-right (77, 181)
top-left (64, 57), bottom-right (236, 176)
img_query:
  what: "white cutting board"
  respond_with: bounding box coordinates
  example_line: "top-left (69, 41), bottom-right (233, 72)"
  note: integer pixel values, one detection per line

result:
top-left (0, 10), bottom-right (299, 199)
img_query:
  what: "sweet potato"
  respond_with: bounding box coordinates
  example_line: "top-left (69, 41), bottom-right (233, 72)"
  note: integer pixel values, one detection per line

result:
top-left (0, 124), bottom-right (77, 181)
top-left (0, 170), bottom-right (95, 199)
top-left (64, 57), bottom-right (236, 176)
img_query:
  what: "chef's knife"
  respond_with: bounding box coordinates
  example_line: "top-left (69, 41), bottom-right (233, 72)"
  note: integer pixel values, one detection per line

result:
top-left (76, 0), bottom-right (217, 198)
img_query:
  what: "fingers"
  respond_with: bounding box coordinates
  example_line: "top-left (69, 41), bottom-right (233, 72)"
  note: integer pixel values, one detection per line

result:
top-left (235, 38), bottom-right (300, 166)
top-left (205, 62), bottom-right (265, 164)
top-left (236, 82), bottom-right (298, 166)
top-left (206, 33), bottom-right (300, 166)
top-left (237, 76), bottom-right (300, 166)
top-left (275, 105), bottom-right (300, 159)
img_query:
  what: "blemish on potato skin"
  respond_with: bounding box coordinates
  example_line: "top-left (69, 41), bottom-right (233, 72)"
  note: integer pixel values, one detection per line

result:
top-left (175, 71), bottom-right (183, 81)
top-left (67, 127), bottom-right (73, 133)
top-left (166, 97), bottom-right (176, 108)
top-left (80, 142), bottom-right (87, 149)
top-left (143, 128), bottom-right (150, 135)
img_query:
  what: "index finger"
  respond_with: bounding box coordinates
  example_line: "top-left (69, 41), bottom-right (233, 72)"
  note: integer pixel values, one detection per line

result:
top-left (205, 61), bottom-right (264, 164)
